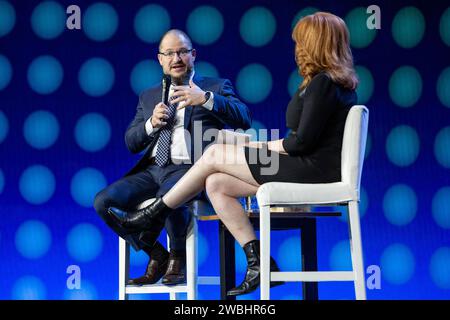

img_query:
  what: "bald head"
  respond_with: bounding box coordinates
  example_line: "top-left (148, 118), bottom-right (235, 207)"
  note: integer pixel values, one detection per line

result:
top-left (159, 29), bottom-right (192, 51)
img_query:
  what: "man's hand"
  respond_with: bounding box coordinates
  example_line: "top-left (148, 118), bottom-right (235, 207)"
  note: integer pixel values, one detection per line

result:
top-left (150, 102), bottom-right (170, 129)
top-left (172, 79), bottom-right (206, 109)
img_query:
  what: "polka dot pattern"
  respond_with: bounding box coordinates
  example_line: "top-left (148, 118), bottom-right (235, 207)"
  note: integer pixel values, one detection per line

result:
top-left (1, 2), bottom-right (449, 300)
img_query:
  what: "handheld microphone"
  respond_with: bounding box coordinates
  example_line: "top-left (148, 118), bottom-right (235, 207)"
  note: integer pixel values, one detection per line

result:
top-left (161, 75), bottom-right (171, 105)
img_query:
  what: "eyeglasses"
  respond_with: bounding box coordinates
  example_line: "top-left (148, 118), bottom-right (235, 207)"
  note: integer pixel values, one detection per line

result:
top-left (158, 49), bottom-right (193, 58)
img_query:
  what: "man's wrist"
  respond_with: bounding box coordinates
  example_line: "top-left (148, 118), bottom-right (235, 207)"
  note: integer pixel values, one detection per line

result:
top-left (146, 117), bottom-right (159, 135)
top-left (202, 91), bottom-right (211, 104)
top-left (202, 91), bottom-right (214, 110)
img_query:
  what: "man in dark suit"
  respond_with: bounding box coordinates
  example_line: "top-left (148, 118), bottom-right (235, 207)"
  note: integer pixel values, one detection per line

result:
top-left (94, 29), bottom-right (251, 286)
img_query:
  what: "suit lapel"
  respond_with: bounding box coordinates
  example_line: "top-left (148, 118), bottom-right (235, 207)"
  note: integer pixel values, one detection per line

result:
top-left (183, 74), bottom-right (204, 129)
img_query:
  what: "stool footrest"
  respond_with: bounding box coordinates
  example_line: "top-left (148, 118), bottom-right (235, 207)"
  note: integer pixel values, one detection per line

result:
top-left (124, 276), bottom-right (221, 295)
top-left (271, 271), bottom-right (354, 282)
top-left (125, 283), bottom-right (189, 294)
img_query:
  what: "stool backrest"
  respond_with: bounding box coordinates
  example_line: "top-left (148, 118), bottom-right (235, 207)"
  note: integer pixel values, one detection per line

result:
top-left (341, 105), bottom-right (369, 199)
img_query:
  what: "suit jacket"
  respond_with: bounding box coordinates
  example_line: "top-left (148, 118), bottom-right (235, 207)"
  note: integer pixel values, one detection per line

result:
top-left (125, 75), bottom-right (252, 176)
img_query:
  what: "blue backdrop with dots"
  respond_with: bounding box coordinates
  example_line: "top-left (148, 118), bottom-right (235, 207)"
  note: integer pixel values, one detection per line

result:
top-left (1, 0), bottom-right (450, 300)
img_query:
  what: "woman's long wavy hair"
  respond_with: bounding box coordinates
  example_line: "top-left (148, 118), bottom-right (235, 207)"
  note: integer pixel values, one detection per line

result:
top-left (293, 12), bottom-right (358, 90)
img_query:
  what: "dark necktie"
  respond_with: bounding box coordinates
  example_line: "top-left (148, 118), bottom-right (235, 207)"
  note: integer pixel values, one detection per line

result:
top-left (155, 96), bottom-right (178, 167)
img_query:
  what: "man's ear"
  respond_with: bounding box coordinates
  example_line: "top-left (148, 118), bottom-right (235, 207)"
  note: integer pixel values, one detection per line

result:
top-left (157, 54), bottom-right (163, 66)
top-left (191, 49), bottom-right (197, 61)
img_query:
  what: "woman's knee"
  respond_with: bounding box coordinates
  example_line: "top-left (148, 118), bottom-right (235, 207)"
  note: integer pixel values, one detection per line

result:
top-left (205, 173), bottom-right (226, 196)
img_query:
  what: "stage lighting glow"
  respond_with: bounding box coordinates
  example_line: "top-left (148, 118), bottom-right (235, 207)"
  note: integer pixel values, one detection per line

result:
top-left (23, 110), bottom-right (59, 149)
top-left (0, 54), bottom-right (12, 90)
top-left (432, 187), bottom-right (450, 229)
top-left (386, 125), bottom-right (420, 167)
top-left (83, 2), bottom-right (118, 41)
top-left (197, 231), bottom-right (209, 268)
top-left (63, 279), bottom-right (98, 300)
top-left (355, 65), bottom-right (374, 104)
top-left (15, 220), bottom-right (51, 259)
top-left (67, 223), bottom-right (103, 262)
top-left (19, 165), bottom-right (55, 205)
top-left (383, 184), bottom-right (417, 226)
top-left (27, 55), bottom-right (63, 95)
top-left (340, 186), bottom-right (368, 222)
top-left (389, 66), bottom-right (422, 107)
top-left (0, 169), bottom-right (4, 194)
top-left (236, 63), bottom-right (272, 103)
top-left (31, 1), bottom-right (65, 39)
top-left (0, 0), bottom-right (15, 37)
top-left (434, 127), bottom-right (450, 168)
top-left (70, 168), bottom-right (107, 208)
top-left (440, 7), bottom-right (450, 46)
top-left (187, 6), bottom-right (223, 45)
top-left (245, 120), bottom-right (268, 141)
top-left (11, 276), bottom-right (46, 300)
top-left (392, 7), bottom-right (425, 48)
top-left (130, 60), bottom-right (161, 96)
top-left (196, 61), bottom-right (219, 78)
top-left (288, 69), bottom-right (303, 97)
top-left (78, 58), bottom-right (115, 97)
top-left (345, 7), bottom-right (377, 48)
top-left (74, 113), bottom-right (111, 152)
top-left (130, 247), bottom-right (148, 267)
top-left (380, 243), bottom-right (415, 285)
top-left (0, 110), bottom-right (8, 143)
top-left (329, 240), bottom-right (352, 271)
top-left (277, 236), bottom-right (301, 271)
top-left (281, 293), bottom-right (302, 300)
top-left (430, 247), bottom-right (450, 289)
top-left (437, 67), bottom-right (450, 108)
top-left (291, 7), bottom-right (319, 29)
top-left (134, 4), bottom-right (170, 43)
top-left (240, 7), bottom-right (276, 47)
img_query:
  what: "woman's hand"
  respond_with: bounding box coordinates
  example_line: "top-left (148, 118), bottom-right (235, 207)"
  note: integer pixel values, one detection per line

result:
top-left (246, 141), bottom-right (266, 148)
top-left (246, 139), bottom-right (288, 155)
top-left (267, 139), bottom-right (288, 155)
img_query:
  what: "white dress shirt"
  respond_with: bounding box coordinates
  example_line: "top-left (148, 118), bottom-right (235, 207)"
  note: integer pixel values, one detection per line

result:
top-left (144, 73), bottom-right (214, 164)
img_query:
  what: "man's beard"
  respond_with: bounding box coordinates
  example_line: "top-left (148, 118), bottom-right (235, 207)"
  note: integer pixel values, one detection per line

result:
top-left (171, 67), bottom-right (193, 85)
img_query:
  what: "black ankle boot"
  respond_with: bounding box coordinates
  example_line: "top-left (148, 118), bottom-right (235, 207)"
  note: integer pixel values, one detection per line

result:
top-left (227, 240), bottom-right (284, 296)
top-left (227, 240), bottom-right (260, 296)
top-left (107, 198), bottom-right (171, 234)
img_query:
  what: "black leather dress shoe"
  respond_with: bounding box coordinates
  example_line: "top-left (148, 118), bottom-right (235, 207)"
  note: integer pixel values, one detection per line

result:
top-left (127, 257), bottom-right (168, 286)
top-left (161, 255), bottom-right (186, 286)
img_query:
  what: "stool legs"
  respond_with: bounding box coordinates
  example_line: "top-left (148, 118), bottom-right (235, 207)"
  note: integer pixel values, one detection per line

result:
top-left (119, 238), bottom-right (130, 300)
top-left (348, 201), bottom-right (367, 300)
top-left (301, 219), bottom-right (319, 300)
top-left (259, 205), bottom-right (271, 300)
top-left (186, 218), bottom-right (198, 300)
